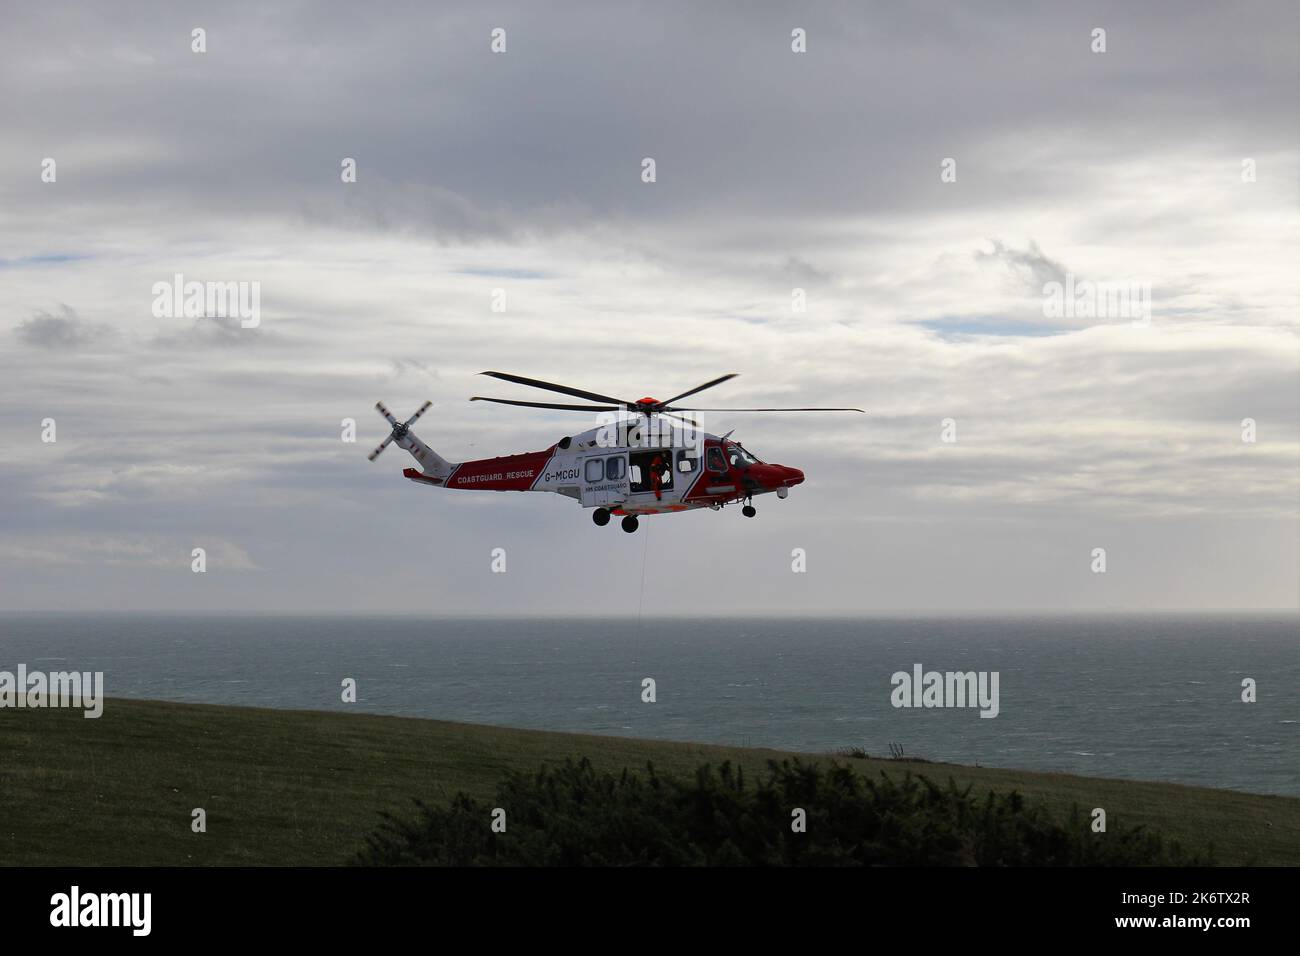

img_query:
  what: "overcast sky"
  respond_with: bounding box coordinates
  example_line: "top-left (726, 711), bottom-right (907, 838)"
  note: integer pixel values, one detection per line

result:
top-left (1, 0), bottom-right (1297, 614)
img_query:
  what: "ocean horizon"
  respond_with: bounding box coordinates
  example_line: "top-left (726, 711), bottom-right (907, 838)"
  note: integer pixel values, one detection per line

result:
top-left (2, 612), bottom-right (1296, 797)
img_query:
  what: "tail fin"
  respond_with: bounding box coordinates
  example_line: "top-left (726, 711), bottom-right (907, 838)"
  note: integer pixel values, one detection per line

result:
top-left (368, 401), bottom-right (456, 478)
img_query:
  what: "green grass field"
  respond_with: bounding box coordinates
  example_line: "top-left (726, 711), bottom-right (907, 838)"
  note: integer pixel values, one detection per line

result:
top-left (2, 697), bottom-right (1296, 866)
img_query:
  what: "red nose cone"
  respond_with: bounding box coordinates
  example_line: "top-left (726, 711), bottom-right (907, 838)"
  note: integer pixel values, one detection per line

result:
top-left (785, 467), bottom-right (805, 486)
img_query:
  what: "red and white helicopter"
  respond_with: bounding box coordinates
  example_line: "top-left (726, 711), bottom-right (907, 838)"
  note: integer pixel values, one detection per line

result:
top-left (369, 371), bottom-right (863, 533)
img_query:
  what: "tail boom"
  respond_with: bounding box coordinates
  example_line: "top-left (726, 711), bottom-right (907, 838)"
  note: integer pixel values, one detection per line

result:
top-left (372, 400), bottom-right (557, 493)
top-left (405, 447), bottom-right (557, 491)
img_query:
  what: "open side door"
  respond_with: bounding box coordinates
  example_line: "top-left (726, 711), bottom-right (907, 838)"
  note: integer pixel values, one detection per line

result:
top-left (627, 448), bottom-right (680, 500)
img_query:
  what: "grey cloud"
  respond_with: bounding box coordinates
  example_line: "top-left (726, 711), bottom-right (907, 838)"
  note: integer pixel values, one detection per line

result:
top-left (296, 180), bottom-right (523, 244)
top-left (3, 2), bottom-right (1295, 236)
top-left (780, 256), bottom-right (834, 286)
top-left (390, 359), bottom-right (441, 380)
top-left (149, 316), bottom-right (269, 350)
top-left (15, 305), bottom-right (115, 349)
top-left (974, 239), bottom-right (1068, 292)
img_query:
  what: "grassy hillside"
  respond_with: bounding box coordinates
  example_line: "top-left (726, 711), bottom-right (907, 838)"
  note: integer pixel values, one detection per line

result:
top-left (1, 697), bottom-right (1296, 866)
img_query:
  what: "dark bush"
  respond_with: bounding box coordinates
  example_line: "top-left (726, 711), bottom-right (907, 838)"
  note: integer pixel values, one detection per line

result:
top-left (354, 757), bottom-right (1207, 866)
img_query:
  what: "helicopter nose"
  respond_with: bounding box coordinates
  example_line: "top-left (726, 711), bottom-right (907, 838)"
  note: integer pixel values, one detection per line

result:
top-left (782, 466), bottom-right (805, 486)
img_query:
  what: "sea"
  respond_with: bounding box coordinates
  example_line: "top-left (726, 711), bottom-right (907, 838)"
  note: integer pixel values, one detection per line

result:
top-left (1, 613), bottom-right (1296, 797)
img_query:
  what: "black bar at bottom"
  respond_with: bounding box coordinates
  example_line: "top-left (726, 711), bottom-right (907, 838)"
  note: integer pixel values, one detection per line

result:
top-left (0, 866), bottom-right (1283, 941)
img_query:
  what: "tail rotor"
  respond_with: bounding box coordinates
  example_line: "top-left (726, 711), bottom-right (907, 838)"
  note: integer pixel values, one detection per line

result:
top-left (366, 435), bottom-right (392, 461)
top-left (368, 400), bottom-right (432, 461)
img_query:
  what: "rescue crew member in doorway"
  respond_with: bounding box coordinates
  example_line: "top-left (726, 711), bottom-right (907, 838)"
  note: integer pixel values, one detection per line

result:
top-left (649, 453), bottom-right (668, 500)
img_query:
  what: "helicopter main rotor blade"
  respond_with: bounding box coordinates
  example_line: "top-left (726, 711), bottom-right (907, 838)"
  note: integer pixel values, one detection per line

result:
top-left (657, 411), bottom-right (702, 428)
top-left (470, 396), bottom-right (621, 412)
top-left (655, 373), bottom-right (739, 409)
top-left (479, 371), bottom-right (631, 408)
top-left (669, 406), bottom-right (867, 413)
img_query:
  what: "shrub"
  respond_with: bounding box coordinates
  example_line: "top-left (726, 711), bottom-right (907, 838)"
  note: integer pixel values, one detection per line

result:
top-left (353, 757), bottom-right (1207, 866)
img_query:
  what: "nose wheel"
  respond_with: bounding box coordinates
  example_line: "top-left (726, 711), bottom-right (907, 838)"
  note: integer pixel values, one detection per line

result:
top-left (621, 515), bottom-right (640, 533)
top-left (742, 504), bottom-right (757, 518)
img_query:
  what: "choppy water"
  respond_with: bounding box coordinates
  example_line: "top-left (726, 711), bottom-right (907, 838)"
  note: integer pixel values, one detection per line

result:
top-left (1, 613), bottom-right (1296, 796)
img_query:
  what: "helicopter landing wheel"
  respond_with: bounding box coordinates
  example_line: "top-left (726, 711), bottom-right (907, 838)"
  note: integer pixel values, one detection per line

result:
top-left (593, 508), bottom-right (611, 527)
top-left (742, 505), bottom-right (757, 518)
top-left (621, 515), bottom-right (639, 533)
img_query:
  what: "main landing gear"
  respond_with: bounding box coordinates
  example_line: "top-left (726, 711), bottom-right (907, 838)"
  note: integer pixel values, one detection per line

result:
top-left (742, 504), bottom-right (757, 517)
top-left (593, 508), bottom-right (639, 533)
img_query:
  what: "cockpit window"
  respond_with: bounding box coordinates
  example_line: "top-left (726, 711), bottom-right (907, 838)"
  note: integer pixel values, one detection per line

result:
top-left (726, 443), bottom-right (759, 467)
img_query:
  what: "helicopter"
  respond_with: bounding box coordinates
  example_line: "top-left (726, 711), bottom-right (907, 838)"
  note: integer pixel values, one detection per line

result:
top-left (369, 371), bottom-right (863, 533)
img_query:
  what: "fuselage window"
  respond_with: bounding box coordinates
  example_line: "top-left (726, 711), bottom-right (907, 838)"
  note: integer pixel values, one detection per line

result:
top-left (584, 458), bottom-right (604, 482)
top-left (706, 447), bottom-right (727, 472)
top-left (675, 449), bottom-right (699, 473)
top-left (605, 456), bottom-right (626, 480)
